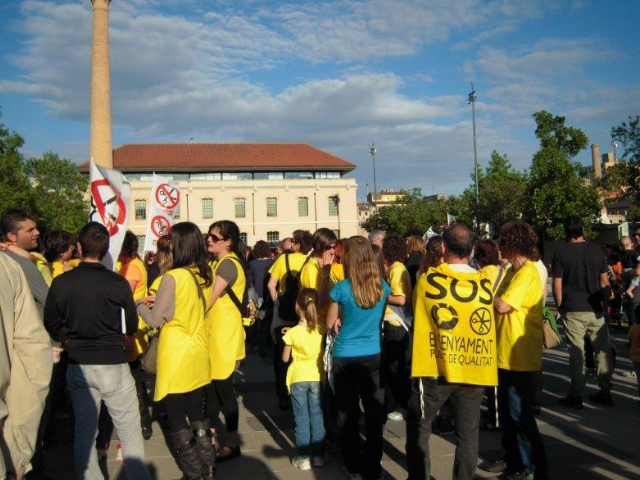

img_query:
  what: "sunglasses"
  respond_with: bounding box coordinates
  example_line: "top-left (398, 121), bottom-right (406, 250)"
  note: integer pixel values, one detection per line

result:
top-left (208, 233), bottom-right (224, 243)
top-left (327, 243), bottom-right (337, 250)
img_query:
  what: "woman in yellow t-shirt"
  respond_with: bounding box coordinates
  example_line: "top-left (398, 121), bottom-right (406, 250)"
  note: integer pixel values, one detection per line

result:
top-left (492, 221), bottom-right (547, 480)
top-left (299, 228), bottom-right (338, 322)
top-left (204, 220), bottom-right (247, 463)
top-left (381, 234), bottom-right (412, 422)
top-left (137, 222), bottom-right (215, 479)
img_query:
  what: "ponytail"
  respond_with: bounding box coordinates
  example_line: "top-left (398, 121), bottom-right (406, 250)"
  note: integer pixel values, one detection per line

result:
top-left (296, 288), bottom-right (319, 331)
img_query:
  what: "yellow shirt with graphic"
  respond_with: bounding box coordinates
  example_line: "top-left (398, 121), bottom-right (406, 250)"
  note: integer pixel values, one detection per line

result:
top-left (495, 260), bottom-right (544, 371)
top-left (283, 323), bottom-right (325, 393)
top-left (384, 261), bottom-right (412, 325)
top-left (412, 263), bottom-right (497, 386)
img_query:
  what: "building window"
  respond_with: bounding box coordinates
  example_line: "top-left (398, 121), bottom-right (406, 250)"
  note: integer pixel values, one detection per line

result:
top-left (202, 198), bottom-right (213, 219)
top-left (266, 197), bottom-right (277, 217)
top-left (235, 198), bottom-right (246, 218)
top-left (328, 196), bottom-right (339, 216)
top-left (137, 236), bottom-right (146, 256)
top-left (285, 172), bottom-right (313, 179)
top-left (135, 200), bottom-right (146, 220)
top-left (298, 197), bottom-right (309, 217)
top-left (240, 232), bottom-right (248, 245)
top-left (267, 231), bottom-right (279, 247)
top-left (254, 172), bottom-right (284, 180)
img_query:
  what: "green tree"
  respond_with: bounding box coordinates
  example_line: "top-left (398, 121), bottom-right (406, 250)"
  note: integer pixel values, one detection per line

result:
top-left (363, 189), bottom-right (471, 235)
top-left (25, 152), bottom-right (89, 233)
top-left (0, 110), bottom-right (34, 212)
top-left (524, 111), bottom-right (602, 239)
top-left (462, 151), bottom-right (528, 235)
top-left (603, 115), bottom-right (640, 220)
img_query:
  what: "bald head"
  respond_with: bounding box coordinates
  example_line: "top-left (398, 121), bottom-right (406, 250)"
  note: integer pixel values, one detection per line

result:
top-left (442, 224), bottom-right (474, 260)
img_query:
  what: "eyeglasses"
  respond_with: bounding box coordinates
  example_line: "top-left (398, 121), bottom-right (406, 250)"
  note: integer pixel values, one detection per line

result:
top-left (208, 233), bottom-right (224, 243)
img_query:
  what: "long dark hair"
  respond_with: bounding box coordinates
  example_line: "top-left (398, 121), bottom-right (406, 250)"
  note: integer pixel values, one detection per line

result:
top-left (208, 220), bottom-right (248, 270)
top-left (170, 222), bottom-right (212, 287)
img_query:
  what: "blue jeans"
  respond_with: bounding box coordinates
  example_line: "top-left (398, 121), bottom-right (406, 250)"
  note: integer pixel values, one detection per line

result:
top-left (333, 354), bottom-right (385, 480)
top-left (67, 363), bottom-right (151, 480)
top-left (290, 381), bottom-right (326, 458)
top-left (406, 378), bottom-right (484, 480)
top-left (498, 369), bottom-right (547, 479)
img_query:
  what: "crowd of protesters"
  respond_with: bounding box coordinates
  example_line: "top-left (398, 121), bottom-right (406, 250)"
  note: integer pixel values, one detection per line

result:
top-left (1, 205), bottom-right (640, 480)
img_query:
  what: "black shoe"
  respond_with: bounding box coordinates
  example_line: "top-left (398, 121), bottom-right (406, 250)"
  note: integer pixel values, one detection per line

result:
top-left (141, 424), bottom-right (153, 440)
top-left (558, 393), bottom-right (584, 409)
top-left (479, 458), bottom-right (508, 473)
top-left (589, 390), bottom-right (613, 406)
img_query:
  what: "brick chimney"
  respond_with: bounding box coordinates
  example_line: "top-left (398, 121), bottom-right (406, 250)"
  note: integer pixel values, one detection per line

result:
top-left (90, 0), bottom-right (113, 168)
top-left (591, 143), bottom-right (602, 178)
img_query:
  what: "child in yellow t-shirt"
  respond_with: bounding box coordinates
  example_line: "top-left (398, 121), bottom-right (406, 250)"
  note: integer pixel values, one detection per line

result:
top-left (282, 288), bottom-right (326, 471)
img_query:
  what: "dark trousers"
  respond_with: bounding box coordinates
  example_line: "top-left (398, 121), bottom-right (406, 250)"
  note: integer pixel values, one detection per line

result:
top-left (333, 354), bottom-right (385, 480)
top-left (164, 388), bottom-right (206, 434)
top-left (498, 369), bottom-right (547, 479)
top-left (406, 378), bottom-right (483, 480)
top-left (382, 323), bottom-right (411, 413)
top-left (206, 376), bottom-right (239, 433)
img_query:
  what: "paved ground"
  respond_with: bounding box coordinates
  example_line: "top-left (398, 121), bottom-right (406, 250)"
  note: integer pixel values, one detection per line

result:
top-left (42, 323), bottom-right (640, 479)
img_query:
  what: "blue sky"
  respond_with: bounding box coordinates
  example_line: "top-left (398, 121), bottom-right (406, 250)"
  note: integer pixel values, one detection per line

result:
top-left (0, 0), bottom-right (638, 201)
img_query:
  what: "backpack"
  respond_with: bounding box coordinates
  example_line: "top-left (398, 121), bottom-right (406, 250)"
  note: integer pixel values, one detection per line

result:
top-left (277, 254), bottom-right (310, 323)
top-left (223, 256), bottom-right (257, 325)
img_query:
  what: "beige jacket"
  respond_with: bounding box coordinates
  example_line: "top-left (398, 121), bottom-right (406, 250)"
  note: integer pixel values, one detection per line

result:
top-left (0, 253), bottom-right (52, 477)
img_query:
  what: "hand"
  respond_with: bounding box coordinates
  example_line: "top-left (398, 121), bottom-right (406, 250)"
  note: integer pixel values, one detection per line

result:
top-left (331, 319), bottom-right (342, 334)
top-left (0, 242), bottom-right (7, 251)
top-left (321, 249), bottom-right (335, 267)
top-left (143, 295), bottom-right (156, 308)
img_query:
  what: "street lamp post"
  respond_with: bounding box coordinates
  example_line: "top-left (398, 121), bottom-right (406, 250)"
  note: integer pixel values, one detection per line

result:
top-left (467, 83), bottom-right (479, 228)
top-left (369, 142), bottom-right (378, 199)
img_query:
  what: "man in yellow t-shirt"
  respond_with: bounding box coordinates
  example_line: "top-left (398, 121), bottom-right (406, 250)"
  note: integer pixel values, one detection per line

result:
top-left (406, 224), bottom-right (497, 480)
top-left (481, 221), bottom-right (547, 480)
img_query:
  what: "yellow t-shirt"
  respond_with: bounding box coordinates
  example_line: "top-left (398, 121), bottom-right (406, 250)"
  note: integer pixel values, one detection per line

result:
top-left (283, 323), bottom-right (325, 393)
top-left (31, 252), bottom-right (53, 286)
top-left (495, 261), bottom-right (544, 371)
top-left (119, 257), bottom-right (149, 356)
top-left (299, 258), bottom-right (344, 321)
top-left (268, 252), bottom-right (309, 295)
top-left (206, 254), bottom-right (247, 380)
top-left (155, 267), bottom-right (212, 401)
top-left (412, 263), bottom-right (497, 386)
top-left (384, 261), bottom-right (412, 324)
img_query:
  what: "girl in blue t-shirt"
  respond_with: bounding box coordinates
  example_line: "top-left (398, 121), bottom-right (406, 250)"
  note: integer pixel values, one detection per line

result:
top-left (326, 236), bottom-right (390, 480)
top-left (282, 288), bottom-right (326, 471)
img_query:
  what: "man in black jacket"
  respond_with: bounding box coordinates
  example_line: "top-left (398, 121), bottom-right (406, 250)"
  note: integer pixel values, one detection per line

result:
top-left (44, 222), bottom-right (151, 479)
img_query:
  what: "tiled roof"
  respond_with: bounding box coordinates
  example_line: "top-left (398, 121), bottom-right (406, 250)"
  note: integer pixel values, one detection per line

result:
top-left (80, 143), bottom-right (355, 173)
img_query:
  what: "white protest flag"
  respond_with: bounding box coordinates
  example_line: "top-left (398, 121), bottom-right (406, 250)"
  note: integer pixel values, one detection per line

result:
top-left (143, 173), bottom-right (181, 252)
top-left (89, 161), bottom-right (131, 270)
top-left (422, 226), bottom-right (436, 241)
top-left (447, 213), bottom-right (457, 226)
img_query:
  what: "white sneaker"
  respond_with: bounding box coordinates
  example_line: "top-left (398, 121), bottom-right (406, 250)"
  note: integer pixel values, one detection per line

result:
top-left (291, 456), bottom-right (311, 471)
top-left (387, 411), bottom-right (404, 421)
top-left (622, 370), bottom-right (637, 378)
top-left (313, 454), bottom-right (328, 467)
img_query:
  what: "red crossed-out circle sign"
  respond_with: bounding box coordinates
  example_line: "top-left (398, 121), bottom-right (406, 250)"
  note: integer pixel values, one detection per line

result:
top-left (155, 183), bottom-right (180, 210)
top-left (90, 179), bottom-right (127, 236)
top-left (150, 215), bottom-right (171, 237)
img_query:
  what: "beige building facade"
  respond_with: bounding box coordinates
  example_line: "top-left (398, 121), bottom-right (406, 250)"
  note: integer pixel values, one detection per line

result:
top-left (86, 143), bottom-right (360, 247)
